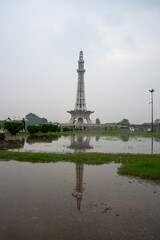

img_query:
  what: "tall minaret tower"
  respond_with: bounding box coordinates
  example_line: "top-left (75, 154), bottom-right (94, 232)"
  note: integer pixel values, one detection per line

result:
top-left (75, 51), bottom-right (86, 111)
top-left (68, 51), bottom-right (94, 125)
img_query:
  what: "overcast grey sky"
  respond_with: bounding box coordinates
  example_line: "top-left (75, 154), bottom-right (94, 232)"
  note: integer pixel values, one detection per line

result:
top-left (0, 0), bottom-right (160, 124)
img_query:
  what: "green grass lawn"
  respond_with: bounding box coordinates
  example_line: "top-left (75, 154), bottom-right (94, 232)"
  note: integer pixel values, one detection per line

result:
top-left (118, 159), bottom-right (160, 179)
top-left (0, 151), bottom-right (160, 180)
top-left (94, 130), bottom-right (160, 138)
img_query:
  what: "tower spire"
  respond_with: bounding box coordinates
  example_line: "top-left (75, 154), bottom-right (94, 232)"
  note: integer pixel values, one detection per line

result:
top-left (79, 50), bottom-right (83, 60)
top-left (75, 50), bottom-right (86, 111)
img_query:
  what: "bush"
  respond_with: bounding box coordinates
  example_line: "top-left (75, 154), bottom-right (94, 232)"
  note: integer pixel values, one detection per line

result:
top-left (39, 124), bottom-right (60, 133)
top-left (40, 123), bottom-right (53, 133)
top-left (75, 128), bottom-right (82, 131)
top-left (27, 124), bottom-right (41, 134)
top-left (51, 125), bottom-right (59, 132)
top-left (27, 124), bottom-right (60, 134)
top-left (4, 121), bottom-right (24, 135)
top-left (57, 126), bottom-right (61, 132)
top-left (62, 127), bottom-right (73, 132)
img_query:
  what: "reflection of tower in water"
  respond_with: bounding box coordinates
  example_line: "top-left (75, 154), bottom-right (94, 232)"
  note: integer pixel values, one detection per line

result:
top-left (72, 164), bottom-right (84, 211)
top-left (69, 135), bottom-right (93, 153)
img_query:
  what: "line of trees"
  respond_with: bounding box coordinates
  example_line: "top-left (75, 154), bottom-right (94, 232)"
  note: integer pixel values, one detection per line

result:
top-left (105, 118), bottom-right (160, 126)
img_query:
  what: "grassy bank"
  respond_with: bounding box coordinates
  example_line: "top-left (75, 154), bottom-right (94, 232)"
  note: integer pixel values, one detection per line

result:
top-left (94, 130), bottom-right (160, 138)
top-left (0, 151), bottom-right (160, 180)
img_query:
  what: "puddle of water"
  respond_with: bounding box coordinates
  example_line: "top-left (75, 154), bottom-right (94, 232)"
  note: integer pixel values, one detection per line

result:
top-left (0, 160), bottom-right (159, 240)
top-left (1, 134), bottom-right (160, 154)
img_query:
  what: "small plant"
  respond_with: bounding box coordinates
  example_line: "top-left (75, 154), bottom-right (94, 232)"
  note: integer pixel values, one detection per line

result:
top-left (4, 121), bottom-right (24, 135)
top-left (27, 124), bottom-right (41, 134)
top-left (62, 127), bottom-right (73, 132)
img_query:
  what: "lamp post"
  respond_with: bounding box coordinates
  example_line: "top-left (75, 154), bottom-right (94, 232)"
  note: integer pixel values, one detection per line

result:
top-left (149, 89), bottom-right (155, 132)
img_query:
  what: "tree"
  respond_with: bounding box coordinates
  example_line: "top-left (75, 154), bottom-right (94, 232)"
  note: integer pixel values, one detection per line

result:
top-left (117, 119), bottom-right (130, 126)
top-left (0, 121), bottom-right (4, 129)
top-left (154, 119), bottom-right (160, 125)
top-left (96, 118), bottom-right (101, 124)
top-left (25, 113), bottom-right (48, 125)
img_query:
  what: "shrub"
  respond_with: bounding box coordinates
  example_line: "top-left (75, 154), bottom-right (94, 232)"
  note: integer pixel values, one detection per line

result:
top-left (27, 124), bottom-right (41, 134)
top-left (4, 121), bottom-right (24, 135)
top-left (75, 128), bottom-right (82, 131)
top-left (57, 126), bottom-right (61, 132)
top-left (62, 127), bottom-right (73, 132)
top-left (51, 125), bottom-right (59, 132)
top-left (40, 123), bottom-right (53, 133)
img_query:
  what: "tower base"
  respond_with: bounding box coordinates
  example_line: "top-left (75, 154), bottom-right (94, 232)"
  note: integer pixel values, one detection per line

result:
top-left (67, 109), bottom-right (94, 124)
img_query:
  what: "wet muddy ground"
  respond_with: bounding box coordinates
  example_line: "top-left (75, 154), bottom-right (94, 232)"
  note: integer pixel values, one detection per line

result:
top-left (0, 160), bottom-right (159, 240)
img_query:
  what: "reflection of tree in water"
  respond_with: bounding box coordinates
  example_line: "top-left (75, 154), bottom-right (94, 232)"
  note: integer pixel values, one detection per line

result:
top-left (119, 134), bottom-right (130, 142)
top-left (95, 135), bottom-right (100, 142)
top-left (154, 137), bottom-right (160, 142)
top-left (26, 134), bottom-right (61, 144)
top-left (68, 135), bottom-right (93, 153)
top-left (0, 137), bottom-right (25, 150)
top-left (72, 163), bottom-right (84, 211)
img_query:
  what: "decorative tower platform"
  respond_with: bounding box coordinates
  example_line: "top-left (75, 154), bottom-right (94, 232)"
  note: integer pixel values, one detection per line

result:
top-left (68, 51), bottom-right (94, 124)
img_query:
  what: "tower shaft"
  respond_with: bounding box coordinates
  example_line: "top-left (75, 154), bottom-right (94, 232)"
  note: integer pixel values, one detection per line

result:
top-left (75, 51), bottom-right (86, 110)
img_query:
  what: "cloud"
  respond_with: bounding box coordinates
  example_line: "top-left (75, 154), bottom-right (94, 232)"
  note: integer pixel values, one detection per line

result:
top-left (0, 0), bottom-right (160, 123)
